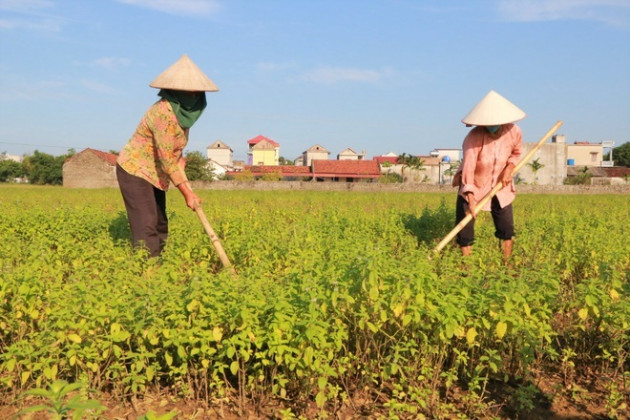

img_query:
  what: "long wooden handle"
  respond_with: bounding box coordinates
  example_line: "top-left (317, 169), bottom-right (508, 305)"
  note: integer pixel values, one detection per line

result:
top-left (433, 120), bottom-right (563, 253)
top-left (195, 206), bottom-right (236, 275)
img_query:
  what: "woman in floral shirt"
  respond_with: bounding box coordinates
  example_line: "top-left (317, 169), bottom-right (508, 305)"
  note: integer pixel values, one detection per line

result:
top-left (453, 90), bottom-right (526, 259)
top-left (116, 55), bottom-right (219, 257)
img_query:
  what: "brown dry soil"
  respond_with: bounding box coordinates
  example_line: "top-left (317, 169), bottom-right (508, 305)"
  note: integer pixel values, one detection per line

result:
top-left (3, 371), bottom-right (626, 419)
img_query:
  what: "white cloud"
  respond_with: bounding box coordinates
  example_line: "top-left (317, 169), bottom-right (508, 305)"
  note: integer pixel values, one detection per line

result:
top-left (497, 0), bottom-right (630, 27)
top-left (116, 0), bottom-right (221, 17)
top-left (0, 0), bottom-right (53, 13)
top-left (299, 66), bottom-right (394, 84)
top-left (91, 57), bottom-right (132, 70)
top-left (256, 61), bottom-right (297, 71)
top-left (80, 79), bottom-right (117, 94)
top-left (0, 0), bottom-right (63, 31)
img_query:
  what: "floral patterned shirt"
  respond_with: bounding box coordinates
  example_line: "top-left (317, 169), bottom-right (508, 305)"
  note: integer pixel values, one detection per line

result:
top-left (117, 99), bottom-right (189, 190)
top-left (459, 123), bottom-right (523, 211)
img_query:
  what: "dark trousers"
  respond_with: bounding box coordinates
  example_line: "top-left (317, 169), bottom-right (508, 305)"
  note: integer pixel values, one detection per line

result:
top-left (455, 195), bottom-right (514, 247)
top-left (116, 164), bottom-right (168, 257)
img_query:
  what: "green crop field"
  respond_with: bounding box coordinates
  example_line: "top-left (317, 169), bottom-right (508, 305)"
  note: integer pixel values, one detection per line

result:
top-left (1, 185), bottom-right (628, 419)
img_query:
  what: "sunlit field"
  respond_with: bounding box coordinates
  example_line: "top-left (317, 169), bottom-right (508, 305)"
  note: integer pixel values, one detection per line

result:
top-left (1, 185), bottom-right (628, 419)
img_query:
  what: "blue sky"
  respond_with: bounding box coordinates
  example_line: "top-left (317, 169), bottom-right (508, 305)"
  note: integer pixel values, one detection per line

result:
top-left (1, 0), bottom-right (629, 162)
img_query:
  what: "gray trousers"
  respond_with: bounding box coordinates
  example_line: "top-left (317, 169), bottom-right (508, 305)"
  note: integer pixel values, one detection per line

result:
top-left (116, 164), bottom-right (168, 257)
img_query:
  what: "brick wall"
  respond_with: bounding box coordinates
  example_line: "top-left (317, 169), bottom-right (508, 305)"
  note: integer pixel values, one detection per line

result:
top-left (63, 152), bottom-right (118, 188)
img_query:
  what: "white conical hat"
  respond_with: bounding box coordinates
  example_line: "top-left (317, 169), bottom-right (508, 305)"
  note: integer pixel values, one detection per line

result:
top-left (149, 54), bottom-right (219, 92)
top-left (461, 90), bottom-right (526, 126)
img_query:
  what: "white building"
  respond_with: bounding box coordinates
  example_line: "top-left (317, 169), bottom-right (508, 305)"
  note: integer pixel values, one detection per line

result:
top-left (337, 148), bottom-right (366, 160)
top-left (206, 140), bottom-right (233, 168)
top-left (302, 144), bottom-right (330, 166)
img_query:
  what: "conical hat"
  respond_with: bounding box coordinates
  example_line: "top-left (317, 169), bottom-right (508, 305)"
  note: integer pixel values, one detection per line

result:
top-left (461, 90), bottom-right (525, 126)
top-left (149, 54), bottom-right (219, 92)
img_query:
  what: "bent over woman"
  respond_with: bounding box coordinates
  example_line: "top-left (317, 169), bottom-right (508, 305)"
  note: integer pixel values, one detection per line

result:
top-left (116, 54), bottom-right (219, 257)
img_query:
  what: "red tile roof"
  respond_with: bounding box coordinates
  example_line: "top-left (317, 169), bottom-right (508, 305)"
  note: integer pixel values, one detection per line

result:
top-left (311, 159), bottom-right (380, 178)
top-left (374, 156), bottom-right (398, 164)
top-left (89, 148), bottom-right (118, 166)
top-left (247, 165), bottom-right (311, 175)
top-left (65, 148), bottom-right (118, 166)
top-left (226, 165), bottom-right (312, 178)
top-left (247, 135), bottom-right (279, 147)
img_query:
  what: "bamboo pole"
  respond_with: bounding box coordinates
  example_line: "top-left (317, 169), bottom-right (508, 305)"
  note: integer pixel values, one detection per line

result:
top-left (195, 206), bottom-right (237, 275)
top-left (433, 120), bottom-right (563, 253)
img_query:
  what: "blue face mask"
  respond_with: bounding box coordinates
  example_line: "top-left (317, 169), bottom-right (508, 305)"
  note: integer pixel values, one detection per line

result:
top-left (485, 125), bottom-right (501, 134)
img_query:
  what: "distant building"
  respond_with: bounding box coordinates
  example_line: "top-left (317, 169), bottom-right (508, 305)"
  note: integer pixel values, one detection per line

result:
top-left (302, 144), bottom-right (330, 166)
top-left (517, 135), bottom-right (567, 185)
top-left (374, 152), bottom-right (398, 166)
top-left (430, 148), bottom-right (461, 163)
top-left (337, 148), bottom-right (365, 161)
top-left (567, 141), bottom-right (604, 167)
top-left (63, 148), bottom-right (118, 188)
top-left (232, 160), bottom-right (245, 171)
top-left (247, 135), bottom-right (279, 166)
top-left (1, 153), bottom-right (23, 163)
top-left (228, 165), bottom-right (312, 180)
top-left (208, 159), bottom-right (229, 179)
top-left (312, 159), bottom-right (380, 182)
top-left (206, 140), bottom-right (233, 168)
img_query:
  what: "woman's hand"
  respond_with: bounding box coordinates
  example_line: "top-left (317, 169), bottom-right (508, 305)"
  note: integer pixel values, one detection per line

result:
top-left (184, 191), bottom-right (202, 210)
top-left (465, 192), bottom-right (477, 218)
top-left (177, 181), bottom-right (202, 210)
top-left (499, 163), bottom-right (515, 187)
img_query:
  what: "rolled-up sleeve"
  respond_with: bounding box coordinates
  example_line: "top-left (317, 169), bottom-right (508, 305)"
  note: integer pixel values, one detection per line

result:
top-left (506, 126), bottom-right (523, 167)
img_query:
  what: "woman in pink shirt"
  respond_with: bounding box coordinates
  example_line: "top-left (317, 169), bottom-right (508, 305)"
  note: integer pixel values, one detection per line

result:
top-left (116, 55), bottom-right (219, 257)
top-left (453, 91), bottom-right (526, 259)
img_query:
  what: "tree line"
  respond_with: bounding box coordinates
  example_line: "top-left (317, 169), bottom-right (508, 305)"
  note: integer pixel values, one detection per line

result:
top-left (2, 142), bottom-right (629, 185)
top-left (0, 150), bottom-right (218, 185)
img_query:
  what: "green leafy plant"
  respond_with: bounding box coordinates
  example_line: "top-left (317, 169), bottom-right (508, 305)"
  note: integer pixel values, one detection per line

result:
top-left (18, 380), bottom-right (105, 419)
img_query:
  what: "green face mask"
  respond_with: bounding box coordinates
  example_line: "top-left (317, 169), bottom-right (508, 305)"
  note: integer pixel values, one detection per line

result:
top-left (158, 89), bottom-right (207, 129)
top-left (485, 125), bottom-right (501, 134)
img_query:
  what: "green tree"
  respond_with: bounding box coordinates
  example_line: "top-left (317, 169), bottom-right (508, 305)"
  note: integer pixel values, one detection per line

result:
top-left (23, 150), bottom-right (74, 185)
top-left (184, 151), bottom-right (214, 181)
top-left (612, 142), bottom-right (630, 167)
top-left (378, 172), bottom-right (403, 183)
top-left (396, 153), bottom-right (425, 182)
top-left (565, 166), bottom-right (592, 185)
top-left (278, 156), bottom-right (294, 165)
top-left (527, 158), bottom-right (545, 184)
top-left (261, 170), bottom-right (283, 181)
top-left (0, 158), bottom-right (25, 182)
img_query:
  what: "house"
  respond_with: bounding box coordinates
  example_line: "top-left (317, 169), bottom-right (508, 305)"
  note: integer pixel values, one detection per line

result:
top-left (430, 148), bottom-right (461, 163)
top-left (206, 140), bottom-right (233, 168)
top-left (63, 148), bottom-right (118, 188)
top-left (302, 144), bottom-right (330, 166)
top-left (337, 148), bottom-right (365, 161)
top-left (567, 141), bottom-right (604, 167)
top-left (517, 135), bottom-right (568, 185)
top-left (228, 165), bottom-right (312, 180)
top-left (247, 135), bottom-right (280, 166)
top-left (1, 153), bottom-right (22, 163)
top-left (208, 159), bottom-right (229, 179)
top-left (311, 159), bottom-right (380, 182)
top-left (374, 152), bottom-right (399, 166)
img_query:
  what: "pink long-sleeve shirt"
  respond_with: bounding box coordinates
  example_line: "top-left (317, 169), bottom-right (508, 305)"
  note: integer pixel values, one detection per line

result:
top-left (459, 124), bottom-right (523, 211)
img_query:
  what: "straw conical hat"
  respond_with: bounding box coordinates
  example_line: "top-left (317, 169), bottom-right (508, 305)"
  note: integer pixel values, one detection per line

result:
top-left (149, 54), bottom-right (219, 92)
top-left (461, 90), bottom-right (525, 126)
